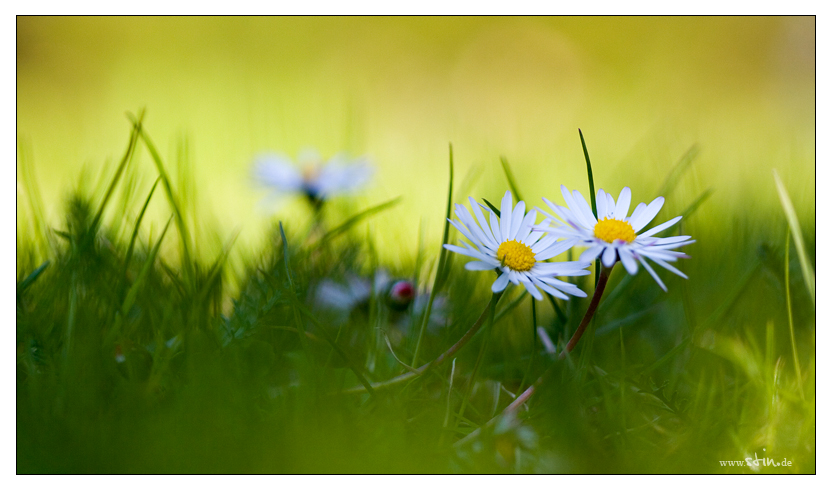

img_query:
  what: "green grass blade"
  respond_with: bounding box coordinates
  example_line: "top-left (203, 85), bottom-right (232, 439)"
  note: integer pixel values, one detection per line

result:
top-left (412, 143), bottom-right (454, 366)
top-left (500, 156), bottom-right (523, 202)
top-left (655, 144), bottom-right (700, 198)
top-left (579, 129), bottom-right (599, 290)
top-left (195, 229), bottom-right (240, 308)
top-left (289, 300), bottom-right (376, 395)
top-left (279, 222), bottom-right (311, 362)
top-left (17, 138), bottom-right (52, 259)
top-left (92, 109), bottom-right (143, 232)
top-left (784, 228), bottom-right (805, 400)
top-left (578, 129), bottom-right (597, 217)
top-left (313, 197), bottom-right (401, 247)
top-left (773, 169), bottom-right (815, 305)
top-left (124, 177), bottom-right (161, 280)
top-left (121, 216), bottom-right (173, 317)
top-left (129, 113), bottom-right (193, 279)
top-left (17, 260), bottom-right (50, 295)
top-left (482, 198), bottom-right (501, 217)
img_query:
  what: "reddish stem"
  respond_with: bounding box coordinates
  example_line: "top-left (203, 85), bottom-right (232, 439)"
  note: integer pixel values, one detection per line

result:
top-left (559, 266), bottom-right (611, 359)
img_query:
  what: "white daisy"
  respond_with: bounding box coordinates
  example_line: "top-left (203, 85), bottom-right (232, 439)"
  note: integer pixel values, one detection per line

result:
top-left (444, 190), bottom-right (591, 301)
top-left (253, 149), bottom-right (373, 204)
top-left (536, 185), bottom-right (695, 291)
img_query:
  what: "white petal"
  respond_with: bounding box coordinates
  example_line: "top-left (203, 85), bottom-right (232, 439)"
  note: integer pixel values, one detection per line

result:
top-left (253, 155), bottom-right (303, 191)
top-left (515, 208), bottom-right (536, 243)
top-left (508, 201), bottom-right (525, 240)
top-left (535, 238), bottom-right (578, 261)
top-left (459, 205), bottom-right (495, 252)
top-left (614, 187), bottom-right (631, 220)
top-left (492, 272), bottom-right (510, 293)
top-left (628, 202), bottom-right (647, 225)
top-left (465, 260), bottom-right (499, 271)
top-left (630, 196), bottom-right (666, 232)
top-left (470, 197), bottom-right (497, 246)
top-left (500, 191), bottom-right (513, 240)
top-left (602, 246), bottom-right (618, 267)
top-left (532, 276), bottom-right (570, 300)
top-left (522, 281), bottom-right (543, 301)
top-left (638, 256), bottom-right (667, 291)
top-left (578, 244), bottom-right (602, 263)
top-left (572, 189), bottom-right (598, 226)
top-left (596, 189), bottom-right (608, 219)
top-left (650, 256), bottom-right (688, 279)
top-left (523, 216), bottom-right (548, 245)
top-left (638, 216), bottom-right (682, 238)
top-left (561, 186), bottom-right (592, 229)
top-left (618, 247), bottom-right (639, 275)
top-left (448, 217), bottom-right (483, 250)
top-left (489, 211), bottom-right (503, 243)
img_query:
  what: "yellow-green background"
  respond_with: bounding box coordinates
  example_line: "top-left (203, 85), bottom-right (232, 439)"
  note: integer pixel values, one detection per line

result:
top-left (17, 16), bottom-right (815, 266)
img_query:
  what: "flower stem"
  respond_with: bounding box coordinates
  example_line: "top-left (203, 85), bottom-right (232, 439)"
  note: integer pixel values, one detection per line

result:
top-left (342, 291), bottom-right (502, 395)
top-left (560, 265), bottom-right (612, 359)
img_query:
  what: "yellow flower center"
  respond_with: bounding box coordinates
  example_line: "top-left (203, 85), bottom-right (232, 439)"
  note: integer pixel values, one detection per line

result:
top-left (594, 218), bottom-right (637, 244)
top-left (496, 240), bottom-right (536, 272)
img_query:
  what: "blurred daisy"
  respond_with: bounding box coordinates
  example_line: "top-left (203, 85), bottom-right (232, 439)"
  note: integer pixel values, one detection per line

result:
top-left (253, 149), bottom-right (373, 206)
top-left (536, 185), bottom-right (694, 291)
top-left (444, 191), bottom-right (590, 301)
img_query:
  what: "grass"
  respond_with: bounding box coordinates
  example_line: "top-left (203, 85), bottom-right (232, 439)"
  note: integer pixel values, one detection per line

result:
top-left (16, 119), bottom-right (815, 474)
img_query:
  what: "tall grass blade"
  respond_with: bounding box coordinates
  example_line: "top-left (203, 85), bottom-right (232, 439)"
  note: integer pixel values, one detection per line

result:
top-left (500, 156), bottom-right (523, 202)
top-left (313, 197), bottom-right (401, 247)
top-left (578, 129), bottom-right (597, 217)
top-left (412, 144), bottom-right (454, 366)
top-left (784, 228), bottom-right (805, 400)
top-left (482, 198), bottom-right (500, 218)
top-left (123, 177), bottom-right (161, 280)
top-left (17, 260), bottom-right (50, 295)
top-left (92, 109), bottom-right (143, 232)
top-left (129, 113), bottom-right (193, 279)
top-left (279, 222), bottom-right (311, 361)
top-left (17, 138), bottom-right (53, 260)
top-left (121, 216), bottom-right (173, 317)
top-left (772, 169), bottom-right (815, 306)
top-left (656, 144), bottom-right (700, 198)
top-left (579, 129), bottom-right (599, 292)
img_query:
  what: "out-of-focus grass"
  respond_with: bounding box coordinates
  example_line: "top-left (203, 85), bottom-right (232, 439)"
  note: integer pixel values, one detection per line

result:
top-left (17, 17), bottom-right (814, 474)
top-left (17, 116), bottom-right (814, 473)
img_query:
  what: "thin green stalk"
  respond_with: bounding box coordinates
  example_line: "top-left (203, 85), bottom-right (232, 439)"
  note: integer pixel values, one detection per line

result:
top-left (518, 299), bottom-right (538, 393)
top-left (500, 156), bottom-right (523, 202)
top-left (773, 169), bottom-right (814, 305)
top-left (92, 109), bottom-right (143, 233)
top-left (455, 294), bottom-right (497, 427)
top-left (279, 223), bottom-right (311, 362)
top-left (785, 228), bottom-right (805, 400)
top-left (412, 143), bottom-right (454, 366)
top-left (343, 291), bottom-right (502, 395)
top-left (123, 177), bottom-right (161, 281)
top-left (578, 129), bottom-right (599, 290)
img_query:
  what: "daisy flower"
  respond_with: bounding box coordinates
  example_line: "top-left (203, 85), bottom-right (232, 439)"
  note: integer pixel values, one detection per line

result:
top-left (536, 185), bottom-right (694, 291)
top-left (444, 191), bottom-right (591, 301)
top-left (253, 149), bottom-right (373, 205)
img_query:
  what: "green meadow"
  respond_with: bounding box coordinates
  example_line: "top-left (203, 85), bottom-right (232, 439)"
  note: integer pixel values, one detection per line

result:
top-left (17, 16), bottom-right (815, 473)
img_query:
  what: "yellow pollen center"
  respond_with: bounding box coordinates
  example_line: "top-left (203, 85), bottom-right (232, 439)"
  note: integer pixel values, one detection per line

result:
top-left (496, 240), bottom-right (536, 272)
top-left (594, 218), bottom-right (637, 244)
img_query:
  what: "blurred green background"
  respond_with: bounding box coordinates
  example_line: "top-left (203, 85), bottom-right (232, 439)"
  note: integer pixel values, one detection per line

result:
top-left (17, 16), bottom-right (815, 267)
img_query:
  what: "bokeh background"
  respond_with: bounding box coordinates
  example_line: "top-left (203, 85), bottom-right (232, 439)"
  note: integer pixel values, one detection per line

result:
top-left (17, 16), bottom-right (815, 269)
